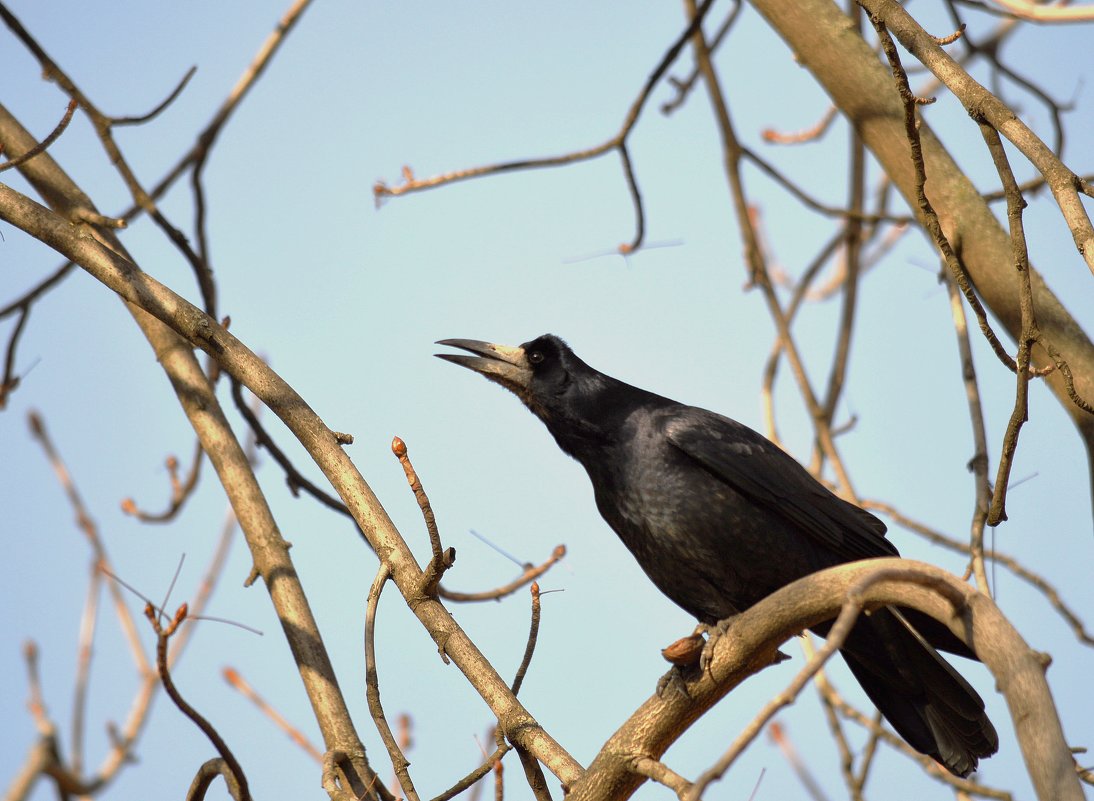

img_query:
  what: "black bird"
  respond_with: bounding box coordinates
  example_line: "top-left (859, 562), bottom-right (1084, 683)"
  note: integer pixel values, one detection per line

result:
top-left (436, 334), bottom-right (998, 778)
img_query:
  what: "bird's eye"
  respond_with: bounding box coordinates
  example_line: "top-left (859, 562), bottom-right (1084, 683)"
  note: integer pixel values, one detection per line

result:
top-left (527, 350), bottom-right (545, 365)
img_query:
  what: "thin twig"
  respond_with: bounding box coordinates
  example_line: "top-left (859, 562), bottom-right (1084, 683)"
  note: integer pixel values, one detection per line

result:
top-left (686, 0), bottom-right (859, 498)
top-left (515, 746), bottom-right (553, 801)
top-left (146, 603), bottom-right (251, 801)
top-left (364, 563), bottom-right (421, 801)
top-left (976, 120), bottom-right (1036, 525)
top-left (867, 11), bottom-right (1020, 377)
top-left (392, 436), bottom-right (453, 596)
top-left (511, 583), bottom-right (542, 697)
top-left (70, 561), bottom-right (102, 775)
top-left (111, 66), bottom-right (197, 126)
top-left (661, 0), bottom-right (743, 116)
top-left (821, 50), bottom-right (867, 433)
top-left (741, 145), bottom-right (913, 225)
top-left (0, 304), bottom-right (31, 408)
top-left (27, 412), bottom-right (150, 671)
top-left (629, 756), bottom-right (692, 798)
top-left (768, 721), bottom-right (832, 801)
top-left (940, 270), bottom-right (993, 593)
top-left (373, 0), bottom-right (719, 254)
top-left (440, 545), bottom-right (566, 603)
top-left (121, 439), bottom-right (205, 523)
top-left (0, 99), bottom-right (76, 173)
top-left (864, 498), bottom-right (1094, 647)
top-left (222, 668), bottom-right (323, 763)
top-left (762, 105), bottom-right (838, 145)
top-left (430, 741), bottom-right (511, 801)
top-left (761, 230), bottom-right (844, 446)
top-left (813, 664), bottom-right (1013, 799)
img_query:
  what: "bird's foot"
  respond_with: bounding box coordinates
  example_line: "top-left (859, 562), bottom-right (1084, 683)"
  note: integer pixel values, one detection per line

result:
top-left (697, 618), bottom-right (736, 674)
top-left (655, 666), bottom-right (691, 699)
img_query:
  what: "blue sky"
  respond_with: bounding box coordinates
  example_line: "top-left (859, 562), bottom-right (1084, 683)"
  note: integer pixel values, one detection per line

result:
top-left (2, 2), bottom-right (1092, 800)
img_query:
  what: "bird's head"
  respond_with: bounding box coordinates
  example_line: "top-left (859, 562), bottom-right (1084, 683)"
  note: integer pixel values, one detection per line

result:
top-left (434, 334), bottom-right (586, 421)
top-left (436, 335), bottom-right (666, 458)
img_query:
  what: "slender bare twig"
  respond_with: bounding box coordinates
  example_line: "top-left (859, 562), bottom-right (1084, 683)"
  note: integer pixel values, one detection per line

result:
top-left (111, 66), bottom-right (197, 126)
top-left (0, 304), bottom-right (31, 408)
top-left (810, 650), bottom-right (1013, 799)
top-left (121, 439), bottom-right (205, 523)
top-left (0, 261), bottom-right (75, 319)
top-left (70, 561), bottom-right (102, 775)
top-left (514, 746), bottom-right (553, 801)
top-left (374, 0), bottom-right (719, 253)
top-left (940, 270), bottom-right (993, 592)
top-left (440, 545), bottom-right (567, 603)
top-left (853, 709), bottom-right (883, 795)
top-left (229, 375), bottom-right (355, 520)
top-left (661, 0), bottom-right (743, 116)
top-left (629, 757), bottom-right (691, 798)
top-left (976, 120), bottom-right (1037, 525)
top-left (768, 721), bottom-right (832, 801)
top-left (821, 35), bottom-right (867, 433)
top-left (761, 230), bottom-right (844, 446)
top-left (812, 668), bottom-right (861, 799)
top-left (864, 498), bottom-right (1094, 647)
top-left (511, 583), bottom-right (542, 697)
top-left (186, 758), bottom-right (246, 801)
top-left (762, 105), bottom-right (838, 144)
top-left (146, 603), bottom-right (251, 801)
top-left (364, 563), bottom-right (421, 801)
top-left (222, 668), bottom-right (323, 763)
top-left (740, 145), bottom-right (913, 225)
top-left (0, 99), bottom-right (77, 173)
top-left (868, 11), bottom-right (1020, 378)
top-left (27, 412), bottom-right (150, 672)
top-left (431, 737), bottom-right (511, 801)
top-left (392, 436), bottom-right (453, 596)
top-left (685, 0), bottom-right (858, 498)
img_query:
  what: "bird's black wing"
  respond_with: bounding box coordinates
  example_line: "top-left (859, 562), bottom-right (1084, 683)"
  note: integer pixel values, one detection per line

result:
top-left (664, 407), bottom-right (896, 561)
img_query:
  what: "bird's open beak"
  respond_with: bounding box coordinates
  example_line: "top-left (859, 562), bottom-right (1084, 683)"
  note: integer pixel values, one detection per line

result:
top-left (435, 339), bottom-right (533, 396)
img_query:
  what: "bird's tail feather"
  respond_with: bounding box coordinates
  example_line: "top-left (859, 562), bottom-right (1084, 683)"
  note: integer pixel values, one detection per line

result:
top-left (838, 607), bottom-right (998, 778)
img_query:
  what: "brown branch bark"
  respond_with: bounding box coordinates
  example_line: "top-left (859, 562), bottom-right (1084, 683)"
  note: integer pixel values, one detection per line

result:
top-left (0, 178), bottom-right (585, 790)
top-left (746, 0), bottom-right (1094, 507)
top-left (565, 559), bottom-right (1079, 801)
top-left (0, 106), bottom-right (391, 801)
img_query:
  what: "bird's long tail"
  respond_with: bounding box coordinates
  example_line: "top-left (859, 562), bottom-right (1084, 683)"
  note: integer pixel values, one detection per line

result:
top-left (837, 606), bottom-right (998, 778)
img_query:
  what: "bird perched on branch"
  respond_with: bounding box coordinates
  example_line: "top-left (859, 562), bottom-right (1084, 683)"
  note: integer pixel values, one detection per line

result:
top-left (437, 333), bottom-right (998, 778)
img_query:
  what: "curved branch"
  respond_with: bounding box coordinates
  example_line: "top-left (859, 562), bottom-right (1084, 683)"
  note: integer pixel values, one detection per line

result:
top-left (567, 559), bottom-right (1079, 801)
top-left (0, 105), bottom-right (390, 800)
top-left (0, 181), bottom-right (585, 789)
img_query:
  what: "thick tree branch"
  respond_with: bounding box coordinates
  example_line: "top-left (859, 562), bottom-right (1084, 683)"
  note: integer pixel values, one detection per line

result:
top-left (566, 559), bottom-right (1078, 801)
top-left (746, 0), bottom-right (1094, 506)
top-left (0, 107), bottom-right (390, 801)
top-left (0, 180), bottom-right (585, 790)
